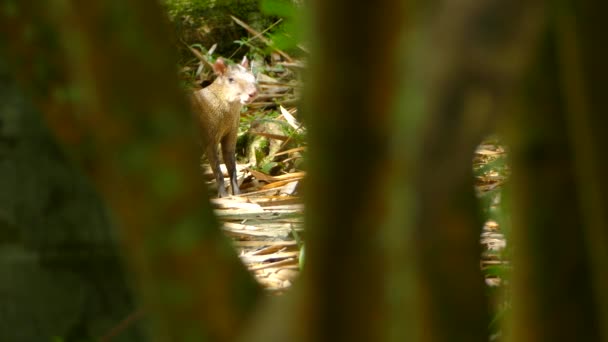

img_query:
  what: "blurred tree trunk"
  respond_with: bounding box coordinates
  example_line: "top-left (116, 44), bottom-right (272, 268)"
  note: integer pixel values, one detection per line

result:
top-left (0, 59), bottom-right (144, 342)
top-left (301, 0), bottom-right (405, 341)
top-left (3, 0), bottom-right (608, 341)
top-left (301, 0), bottom-right (544, 341)
top-left (0, 1), bottom-right (261, 341)
top-left (507, 1), bottom-right (608, 340)
top-left (403, 1), bottom-right (544, 341)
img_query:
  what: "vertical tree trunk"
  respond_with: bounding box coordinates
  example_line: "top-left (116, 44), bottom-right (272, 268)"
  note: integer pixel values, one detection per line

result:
top-left (0, 59), bottom-right (144, 342)
top-left (302, 1), bottom-right (405, 341)
top-left (508, 1), bottom-right (608, 340)
top-left (303, 0), bottom-right (545, 340)
top-left (0, 2), bottom-right (261, 341)
top-left (403, 1), bottom-right (543, 340)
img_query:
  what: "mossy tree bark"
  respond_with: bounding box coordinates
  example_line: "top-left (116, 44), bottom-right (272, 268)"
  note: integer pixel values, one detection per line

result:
top-left (301, 1), bottom-right (406, 341)
top-left (401, 2), bottom-right (544, 341)
top-left (3, 0), bottom-right (608, 341)
top-left (0, 60), bottom-right (143, 342)
top-left (0, 1), bottom-right (261, 341)
top-left (301, 0), bottom-right (546, 341)
top-left (507, 1), bottom-right (608, 340)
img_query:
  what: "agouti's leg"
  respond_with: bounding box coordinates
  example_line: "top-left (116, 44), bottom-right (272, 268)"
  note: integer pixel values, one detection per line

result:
top-left (221, 134), bottom-right (240, 195)
top-left (206, 144), bottom-right (228, 197)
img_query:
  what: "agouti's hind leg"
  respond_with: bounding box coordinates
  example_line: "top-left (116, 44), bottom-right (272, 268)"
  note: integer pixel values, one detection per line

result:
top-left (206, 144), bottom-right (228, 197)
top-left (221, 136), bottom-right (240, 195)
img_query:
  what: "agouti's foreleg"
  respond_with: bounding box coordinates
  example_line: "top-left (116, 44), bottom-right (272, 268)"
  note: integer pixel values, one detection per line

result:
top-left (221, 131), bottom-right (240, 195)
top-left (206, 144), bottom-right (229, 197)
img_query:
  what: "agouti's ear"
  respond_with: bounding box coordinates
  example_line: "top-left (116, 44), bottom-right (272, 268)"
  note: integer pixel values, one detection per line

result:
top-left (212, 58), bottom-right (227, 75)
top-left (240, 56), bottom-right (249, 69)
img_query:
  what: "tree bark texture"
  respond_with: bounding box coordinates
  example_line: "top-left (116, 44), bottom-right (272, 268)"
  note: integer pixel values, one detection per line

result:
top-left (0, 2), bottom-right (261, 341)
top-left (0, 60), bottom-right (143, 342)
top-left (508, 1), bottom-right (608, 340)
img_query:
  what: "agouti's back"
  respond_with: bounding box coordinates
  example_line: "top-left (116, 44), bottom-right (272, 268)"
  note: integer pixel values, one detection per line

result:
top-left (192, 57), bottom-right (257, 197)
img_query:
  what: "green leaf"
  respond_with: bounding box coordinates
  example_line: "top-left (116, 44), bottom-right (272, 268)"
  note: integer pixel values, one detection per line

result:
top-left (260, 0), bottom-right (297, 18)
top-left (261, 161), bottom-right (278, 174)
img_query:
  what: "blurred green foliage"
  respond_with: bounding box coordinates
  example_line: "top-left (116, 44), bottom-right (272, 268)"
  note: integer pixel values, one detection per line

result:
top-left (163, 0), bottom-right (304, 57)
top-left (163, 0), bottom-right (255, 21)
top-left (260, 0), bottom-right (303, 52)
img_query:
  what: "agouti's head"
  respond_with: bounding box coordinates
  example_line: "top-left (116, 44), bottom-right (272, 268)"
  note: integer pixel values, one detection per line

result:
top-left (212, 56), bottom-right (257, 105)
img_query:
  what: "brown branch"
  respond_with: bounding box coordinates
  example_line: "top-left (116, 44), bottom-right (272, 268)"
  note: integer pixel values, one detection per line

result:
top-left (230, 15), bottom-right (293, 62)
top-left (99, 309), bottom-right (147, 342)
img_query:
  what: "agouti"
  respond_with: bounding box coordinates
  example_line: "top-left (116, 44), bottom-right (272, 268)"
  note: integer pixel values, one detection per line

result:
top-left (192, 56), bottom-right (257, 197)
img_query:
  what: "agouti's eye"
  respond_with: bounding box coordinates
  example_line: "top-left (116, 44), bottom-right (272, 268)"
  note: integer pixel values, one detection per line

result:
top-left (228, 77), bottom-right (234, 83)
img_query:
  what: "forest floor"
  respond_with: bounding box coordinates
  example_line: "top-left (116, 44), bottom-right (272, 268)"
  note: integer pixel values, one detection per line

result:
top-left (207, 141), bottom-right (509, 293)
top-left (184, 15), bottom-right (509, 294)
top-left (183, 15), bottom-right (509, 341)
top-left (211, 176), bottom-right (303, 293)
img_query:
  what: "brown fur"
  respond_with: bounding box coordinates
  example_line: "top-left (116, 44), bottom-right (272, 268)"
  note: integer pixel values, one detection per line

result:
top-left (192, 57), bottom-right (257, 197)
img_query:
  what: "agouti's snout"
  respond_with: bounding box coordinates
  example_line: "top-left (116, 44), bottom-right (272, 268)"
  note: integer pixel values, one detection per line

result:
top-left (244, 89), bottom-right (257, 104)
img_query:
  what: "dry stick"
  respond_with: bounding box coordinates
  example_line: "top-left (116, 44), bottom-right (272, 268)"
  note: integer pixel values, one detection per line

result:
top-left (238, 186), bottom-right (286, 197)
top-left (241, 251), bottom-right (300, 263)
top-left (245, 18), bottom-right (285, 46)
top-left (247, 98), bottom-right (299, 108)
top-left (271, 124), bottom-right (304, 159)
top-left (273, 146), bottom-right (306, 157)
top-left (251, 132), bottom-right (290, 141)
top-left (274, 107), bottom-right (306, 156)
top-left (232, 240), bottom-right (298, 247)
top-left (229, 18), bottom-right (284, 60)
top-left (254, 94), bottom-right (286, 100)
top-left (261, 178), bottom-right (304, 190)
top-left (180, 39), bottom-right (215, 70)
top-left (230, 15), bottom-right (293, 62)
top-left (249, 257), bottom-right (298, 271)
top-left (99, 308), bottom-right (147, 342)
top-left (280, 156), bottom-right (301, 164)
top-left (278, 61), bottom-right (307, 69)
top-left (232, 16), bottom-right (308, 55)
top-left (250, 111), bottom-right (306, 162)
top-left (253, 18), bottom-right (285, 40)
top-left (250, 245), bottom-right (287, 256)
top-left (258, 81), bottom-right (302, 88)
top-left (248, 170), bottom-right (305, 182)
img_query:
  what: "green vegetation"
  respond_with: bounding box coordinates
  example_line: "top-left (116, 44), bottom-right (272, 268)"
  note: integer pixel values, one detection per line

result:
top-left (2, 0), bottom-right (606, 341)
